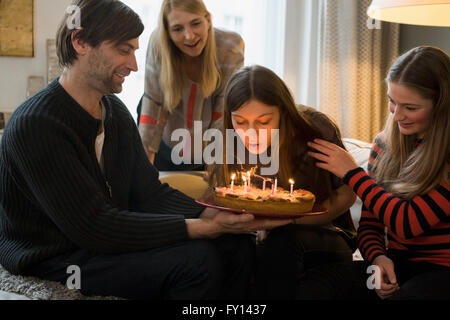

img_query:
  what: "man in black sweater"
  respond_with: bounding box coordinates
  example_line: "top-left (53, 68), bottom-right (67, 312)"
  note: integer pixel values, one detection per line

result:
top-left (0, 0), bottom-right (291, 299)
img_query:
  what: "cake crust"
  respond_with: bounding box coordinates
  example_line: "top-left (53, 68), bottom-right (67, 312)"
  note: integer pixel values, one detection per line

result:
top-left (214, 185), bottom-right (316, 214)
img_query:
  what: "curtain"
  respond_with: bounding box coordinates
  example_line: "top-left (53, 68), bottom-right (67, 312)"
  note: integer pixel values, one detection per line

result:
top-left (318, 0), bottom-right (400, 142)
top-left (283, 0), bottom-right (321, 109)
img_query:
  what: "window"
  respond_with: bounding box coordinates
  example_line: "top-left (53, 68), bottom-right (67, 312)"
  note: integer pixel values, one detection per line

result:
top-left (118, 0), bottom-right (286, 121)
top-left (116, 0), bottom-right (163, 121)
top-left (224, 15), bottom-right (243, 34)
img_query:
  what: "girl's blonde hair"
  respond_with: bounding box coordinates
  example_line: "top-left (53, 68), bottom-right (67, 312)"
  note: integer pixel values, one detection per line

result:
top-left (152, 0), bottom-right (220, 113)
top-left (375, 46), bottom-right (450, 199)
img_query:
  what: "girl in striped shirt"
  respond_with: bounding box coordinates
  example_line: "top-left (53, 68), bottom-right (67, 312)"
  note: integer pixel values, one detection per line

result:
top-left (304, 46), bottom-right (450, 300)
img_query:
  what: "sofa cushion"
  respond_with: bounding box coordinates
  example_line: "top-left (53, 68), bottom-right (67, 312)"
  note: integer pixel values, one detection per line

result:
top-left (159, 172), bottom-right (209, 199)
top-left (343, 138), bottom-right (372, 171)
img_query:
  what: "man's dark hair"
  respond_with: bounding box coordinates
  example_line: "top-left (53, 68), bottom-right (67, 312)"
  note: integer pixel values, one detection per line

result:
top-left (56, 0), bottom-right (144, 67)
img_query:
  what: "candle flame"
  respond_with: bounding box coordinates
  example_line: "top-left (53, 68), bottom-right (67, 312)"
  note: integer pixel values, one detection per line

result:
top-left (242, 175), bottom-right (247, 182)
top-left (231, 173), bottom-right (236, 180)
top-left (289, 179), bottom-right (294, 184)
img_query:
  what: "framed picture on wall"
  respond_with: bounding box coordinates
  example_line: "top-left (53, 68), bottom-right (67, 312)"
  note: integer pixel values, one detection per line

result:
top-left (0, 0), bottom-right (34, 57)
top-left (46, 39), bottom-right (63, 84)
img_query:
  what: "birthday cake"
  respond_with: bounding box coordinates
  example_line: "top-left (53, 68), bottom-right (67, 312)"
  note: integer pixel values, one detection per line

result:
top-left (214, 185), bottom-right (316, 214)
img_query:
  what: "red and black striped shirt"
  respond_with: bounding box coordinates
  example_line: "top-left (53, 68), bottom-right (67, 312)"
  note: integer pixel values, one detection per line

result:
top-left (345, 134), bottom-right (450, 267)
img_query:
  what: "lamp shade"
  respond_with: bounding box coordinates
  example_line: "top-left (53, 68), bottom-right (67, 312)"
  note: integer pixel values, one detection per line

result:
top-left (367, 0), bottom-right (450, 26)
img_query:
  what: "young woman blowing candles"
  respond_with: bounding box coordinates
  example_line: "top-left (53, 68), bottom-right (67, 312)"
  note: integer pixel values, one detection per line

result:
top-left (304, 46), bottom-right (450, 300)
top-left (208, 65), bottom-right (357, 299)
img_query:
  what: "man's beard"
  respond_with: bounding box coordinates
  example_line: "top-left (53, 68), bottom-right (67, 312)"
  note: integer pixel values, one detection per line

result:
top-left (103, 76), bottom-right (122, 94)
top-left (88, 70), bottom-right (122, 95)
top-left (86, 51), bottom-right (122, 94)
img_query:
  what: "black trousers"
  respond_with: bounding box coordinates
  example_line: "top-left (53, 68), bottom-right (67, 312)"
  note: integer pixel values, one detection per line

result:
top-left (25, 234), bottom-right (255, 300)
top-left (296, 255), bottom-right (450, 300)
top-left (253, 224), bottom-right (353, 299)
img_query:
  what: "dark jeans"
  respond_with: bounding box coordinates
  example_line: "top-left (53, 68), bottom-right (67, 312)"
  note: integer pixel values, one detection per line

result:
top-left (136, 95), bottom-right (204, 172)
top-left (296, 255), bottom-right (450, 300)
top-left (253, 224), bottom-right (353, 299)
top-left (25, 234), bottom-right (255, 300)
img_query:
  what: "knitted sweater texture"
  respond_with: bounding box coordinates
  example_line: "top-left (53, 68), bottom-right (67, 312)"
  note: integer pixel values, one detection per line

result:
top-left (0, 79), bottom-right (204, 275)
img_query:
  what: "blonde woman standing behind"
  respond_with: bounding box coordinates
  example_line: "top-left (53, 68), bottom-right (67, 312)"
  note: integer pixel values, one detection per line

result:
top-left (138, 0), bottom-right (244, 171)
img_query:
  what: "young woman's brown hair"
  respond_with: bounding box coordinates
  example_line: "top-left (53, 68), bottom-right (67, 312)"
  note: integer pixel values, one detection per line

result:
top-left (211, 65), bottom-right (347, 205)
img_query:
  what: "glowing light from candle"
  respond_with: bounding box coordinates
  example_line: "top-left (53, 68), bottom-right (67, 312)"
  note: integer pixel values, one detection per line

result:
top-left (247, 171), bottom-right (251, 192)
top-left (242, 174), bottom-right (248, 194)
top-left (289, 179), bottom-right (295, 196)
top-left (230, 173), bottom-right (236, 192)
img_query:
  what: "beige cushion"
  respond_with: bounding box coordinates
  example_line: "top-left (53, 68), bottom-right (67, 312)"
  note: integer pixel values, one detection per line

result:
top-left (159, 172), bottom-right (209, 199)
top-left (343, 138), bottom-right (372, 171)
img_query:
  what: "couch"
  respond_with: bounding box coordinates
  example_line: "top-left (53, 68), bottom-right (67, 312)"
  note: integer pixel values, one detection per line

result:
top-left (0, 138), bottom-right (372, 300)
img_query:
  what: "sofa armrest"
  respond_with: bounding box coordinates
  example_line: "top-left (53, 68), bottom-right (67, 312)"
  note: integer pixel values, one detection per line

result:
top-left (159, 172), bottom-right (209, 199)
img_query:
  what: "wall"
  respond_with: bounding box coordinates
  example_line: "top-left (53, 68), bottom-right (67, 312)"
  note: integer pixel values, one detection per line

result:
top-left (400, 25), bottom-right (450, 54)
top-left (1, 1), bottom-right (449, 113)
top-left (0, 0), bottom-right (71, 112)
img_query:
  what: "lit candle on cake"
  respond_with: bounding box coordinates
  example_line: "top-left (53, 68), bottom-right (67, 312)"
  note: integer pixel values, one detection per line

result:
top-left (262, 179), bottom-right (266, 191)
top-left (247, 171), bottom-right (251, 192)
top-left (242, 174), bottom-right (248, 194)
top-left (274, 178), bottom-right (278, 192)
top-left (289, 179), bottom-right (294, 196)
top-left (230, 173), bottom-right (236, 192)
top-left (271, 181), bottom-right (275, 196)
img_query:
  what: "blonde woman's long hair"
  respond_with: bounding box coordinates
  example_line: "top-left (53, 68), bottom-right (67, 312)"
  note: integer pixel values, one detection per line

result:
top-left (153, 0), bottom-right (220, 113)
top-left (375, 46), bottom-right (450, 199)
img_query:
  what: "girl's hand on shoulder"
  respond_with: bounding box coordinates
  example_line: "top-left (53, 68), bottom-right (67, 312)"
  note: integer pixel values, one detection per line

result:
top-left (307, 139), bottom-right (359, 178)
